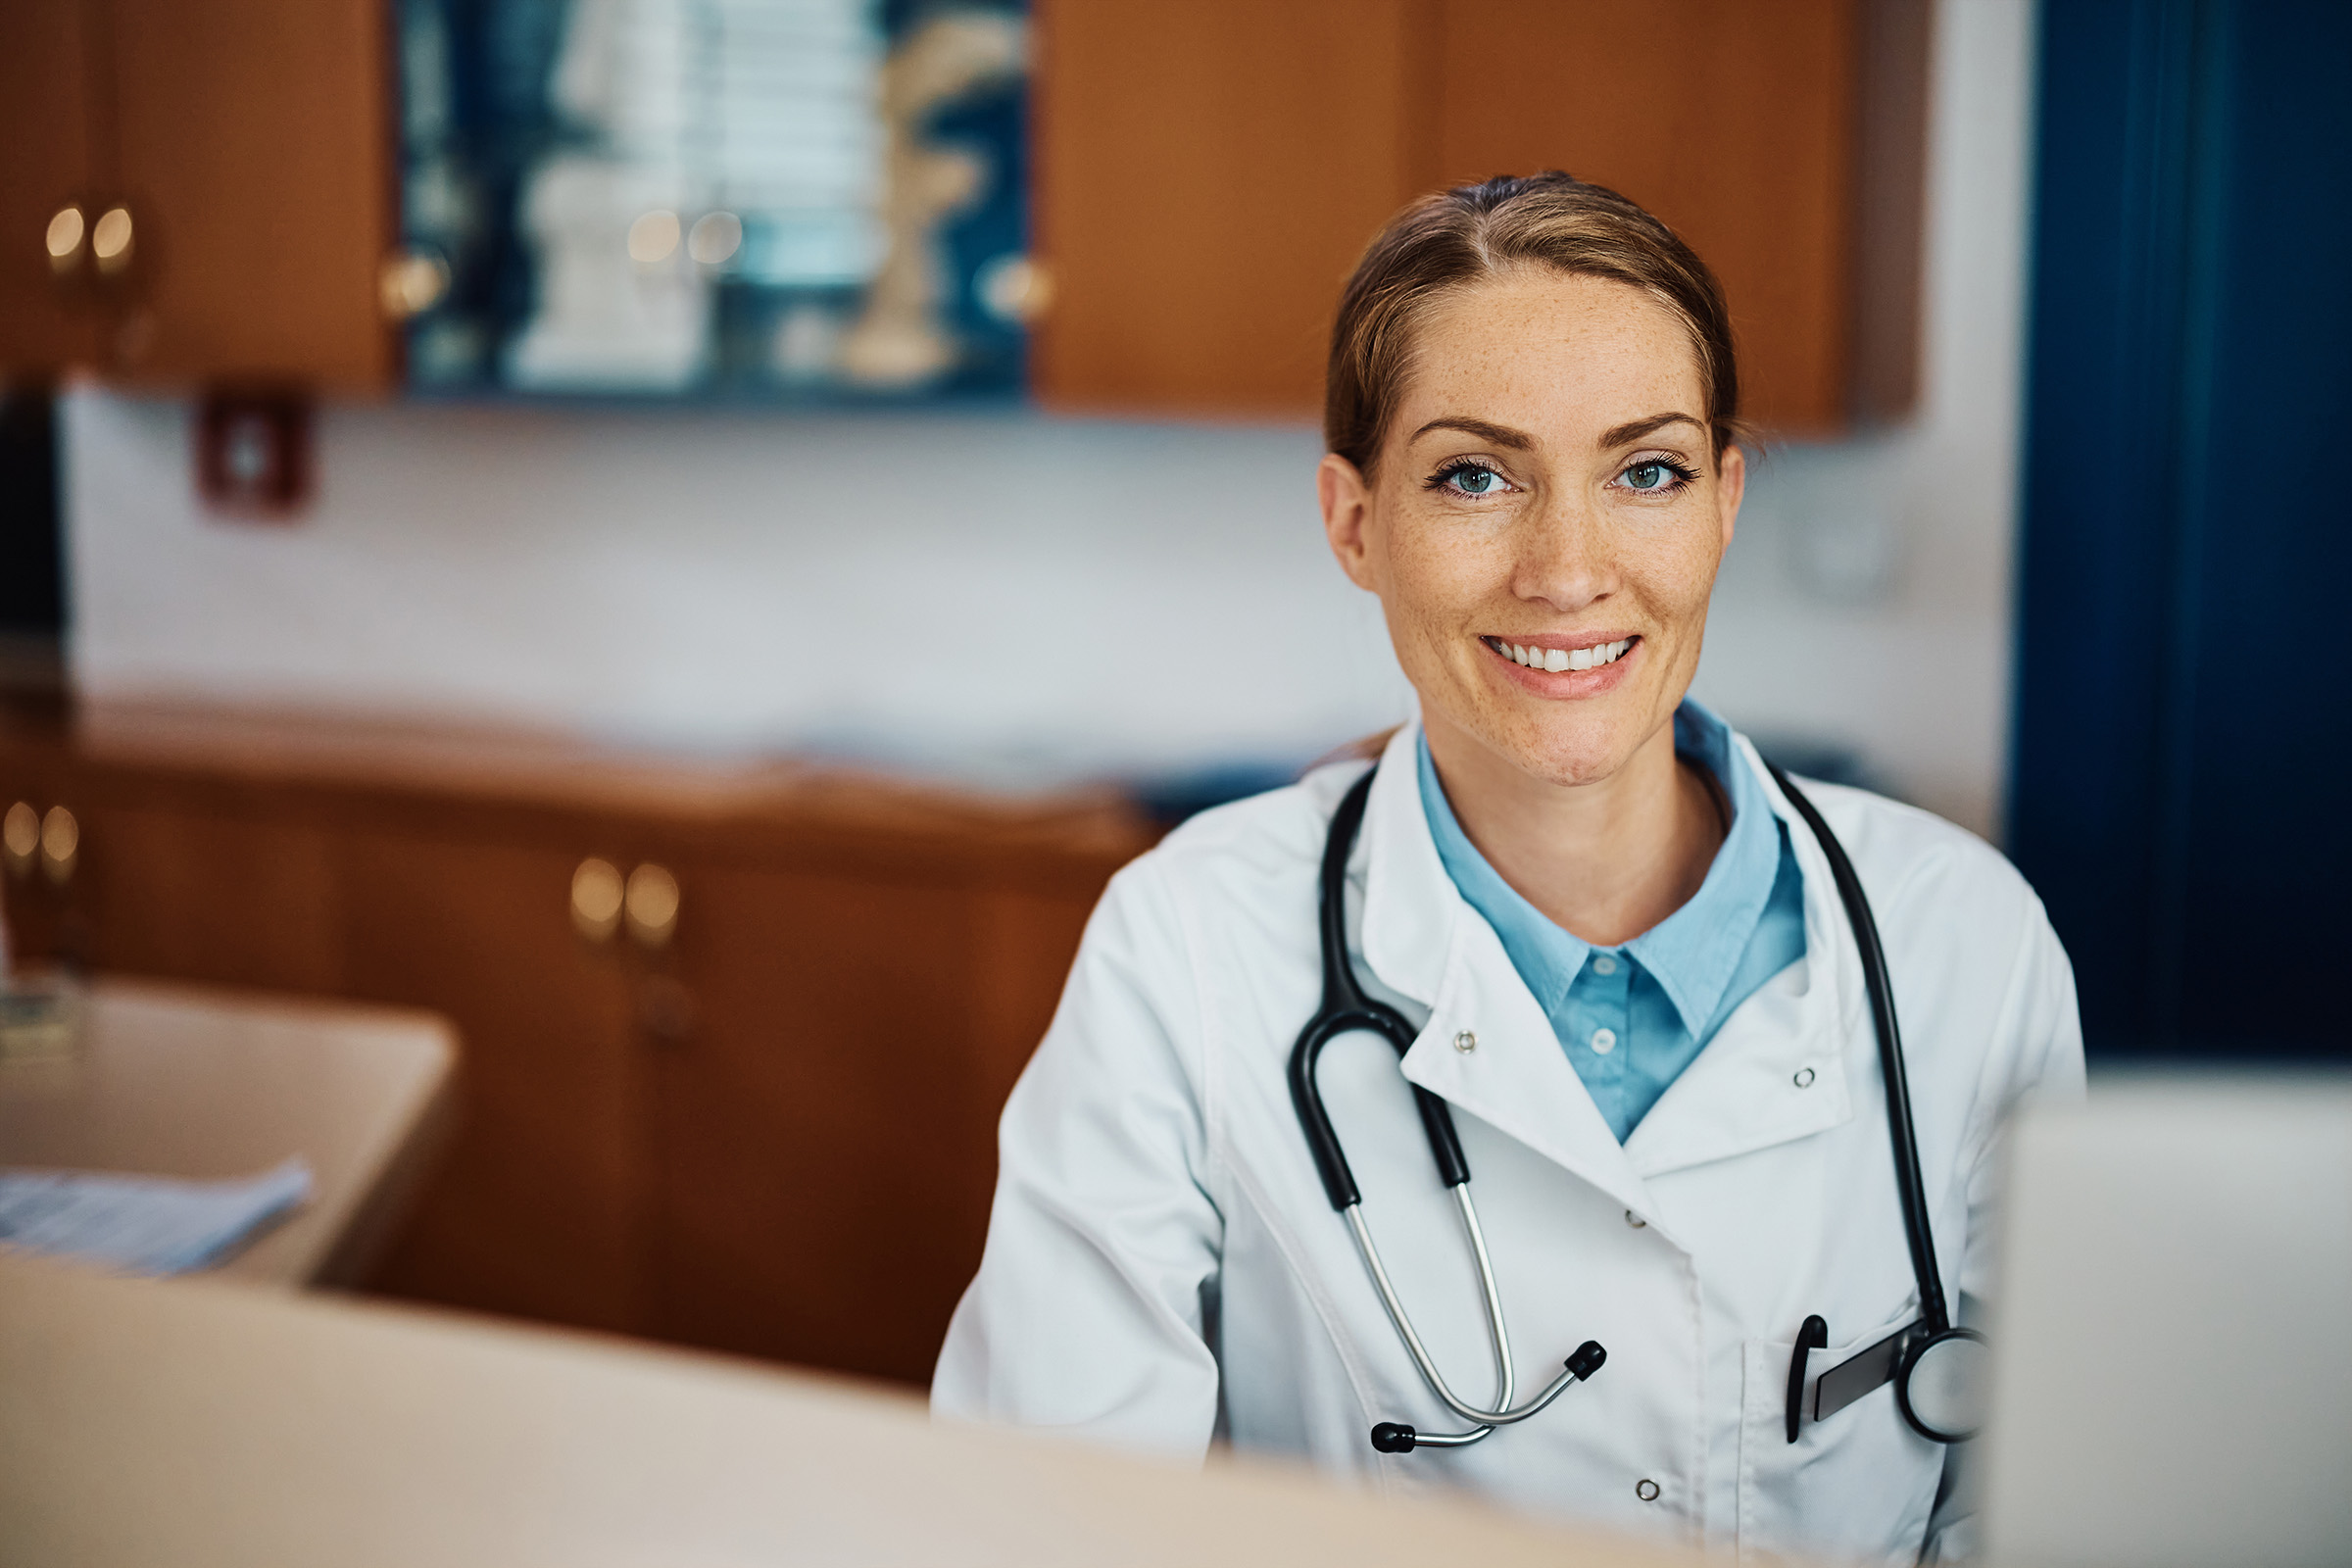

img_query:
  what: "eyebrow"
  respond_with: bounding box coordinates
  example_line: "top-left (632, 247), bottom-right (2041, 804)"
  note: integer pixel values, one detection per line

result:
top-left (1408, 411), bottom-right (1707, 454)
top-left (1408, 416), bottom-right (1535, 450)
top-left (1597, 412), bottom-right (1706, 449)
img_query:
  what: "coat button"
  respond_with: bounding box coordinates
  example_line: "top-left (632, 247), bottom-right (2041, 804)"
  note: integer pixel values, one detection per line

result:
top-left (1452, 1029), bottom-right (1477, 1053)
top-left (1793, 1066), bottom-right (1816, 1088)
top-left (1636, 1479), bottom-right (1661, 1502)
top-left (1624, 1208), bottom-right (1646, 1229)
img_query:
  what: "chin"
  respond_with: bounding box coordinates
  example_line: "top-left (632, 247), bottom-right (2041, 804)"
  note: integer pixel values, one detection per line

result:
top-left (1483, 711), bottom-right (1640, 789)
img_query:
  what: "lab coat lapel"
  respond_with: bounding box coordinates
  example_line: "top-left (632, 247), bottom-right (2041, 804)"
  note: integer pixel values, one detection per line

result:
top-left (1355, 724), bottom-right (1656, 1223)
top-left (1624, 735), bottom-right (1860, 1178)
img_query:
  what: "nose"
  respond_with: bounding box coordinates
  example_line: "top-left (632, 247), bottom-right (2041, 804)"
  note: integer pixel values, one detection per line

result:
top-left (1510, 487), bottom-right (1616, 614)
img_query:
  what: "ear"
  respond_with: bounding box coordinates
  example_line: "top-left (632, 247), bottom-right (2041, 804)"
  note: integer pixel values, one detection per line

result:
top-left (1318, 453), bottom-right (1380, 592)
top-left (1713, 441), bottom-right (1746, 551)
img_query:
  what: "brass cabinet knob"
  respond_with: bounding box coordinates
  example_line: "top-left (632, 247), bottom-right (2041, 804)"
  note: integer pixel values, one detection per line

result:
top-left (38, 806), bottom-right (76, 885)
top-left (90, 205), bottom-right (132, 276)
top-left (378, 248), bottom-right (450, 319)
top-left (3, 802), bottom-right (37, 879)
top-left (977, 254), bottom-right (1053, 323)
top-left (570, 857), bottom-right (623, 943)
top-left (45, 205), bottom-right (85, 274)
top-left (624, 863), bottom-right (679, 950)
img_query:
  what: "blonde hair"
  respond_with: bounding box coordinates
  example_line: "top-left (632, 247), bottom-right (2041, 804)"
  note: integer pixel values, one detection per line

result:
top-left (1325, 172), bottom-right (1744, 476)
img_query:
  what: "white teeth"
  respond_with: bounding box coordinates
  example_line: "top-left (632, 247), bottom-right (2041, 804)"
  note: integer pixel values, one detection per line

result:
top-left (1494, 636), bottom-right (1636, 670)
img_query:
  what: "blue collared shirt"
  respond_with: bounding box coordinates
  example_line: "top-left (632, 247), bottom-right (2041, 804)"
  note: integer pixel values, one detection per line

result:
top-left (1417, 702), bottom-right (1806, 1142)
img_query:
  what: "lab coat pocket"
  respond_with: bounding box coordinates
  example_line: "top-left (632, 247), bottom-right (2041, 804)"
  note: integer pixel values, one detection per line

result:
top-left (1738, 1319), bottom-right (1944, 1565)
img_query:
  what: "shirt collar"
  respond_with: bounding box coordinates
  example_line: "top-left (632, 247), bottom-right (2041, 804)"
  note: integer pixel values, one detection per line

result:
top-left (1415, 700), bottom-right (1789, 1037)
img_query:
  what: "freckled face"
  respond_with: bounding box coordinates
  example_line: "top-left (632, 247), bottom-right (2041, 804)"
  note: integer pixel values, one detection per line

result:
top-left (1321, 269), bottom-right (1744, 787)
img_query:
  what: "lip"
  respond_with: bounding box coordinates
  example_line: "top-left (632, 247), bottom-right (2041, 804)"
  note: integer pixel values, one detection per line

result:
top-left (1480, 631), bottom-right (1642, 697)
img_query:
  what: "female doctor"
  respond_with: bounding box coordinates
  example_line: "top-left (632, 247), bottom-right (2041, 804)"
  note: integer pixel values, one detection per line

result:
top-left (934, 173), bottom-right (2082, 1563)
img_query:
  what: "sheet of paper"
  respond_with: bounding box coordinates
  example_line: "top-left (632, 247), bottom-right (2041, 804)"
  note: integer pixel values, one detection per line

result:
top-left (0, 1158), bottom-right (313, 1275)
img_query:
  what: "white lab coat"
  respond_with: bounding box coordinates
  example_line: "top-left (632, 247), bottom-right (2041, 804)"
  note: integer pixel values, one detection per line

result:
top-left (934, 722), bottom-right (2083, 1564)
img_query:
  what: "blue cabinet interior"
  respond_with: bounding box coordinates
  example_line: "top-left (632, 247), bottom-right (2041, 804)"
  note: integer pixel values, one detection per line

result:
top-left (398, 0), bottom-right (1028, 402)
top-left (2011, 0), bottom-right (2350, 1058)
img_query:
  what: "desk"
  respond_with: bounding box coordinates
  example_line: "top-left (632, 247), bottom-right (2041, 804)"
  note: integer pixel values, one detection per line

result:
top-left (0, 1250), bottom-right (1694, 1568)
top-left (0, 975), bottom-right (456, 1285)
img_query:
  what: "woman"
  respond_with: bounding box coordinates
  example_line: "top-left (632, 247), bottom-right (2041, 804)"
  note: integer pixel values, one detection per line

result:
top-left (933, 173), bottom-right (2082, 1563)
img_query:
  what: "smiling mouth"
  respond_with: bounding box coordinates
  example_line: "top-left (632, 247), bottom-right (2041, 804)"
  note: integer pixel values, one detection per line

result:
top-left (1482, 635), bottom-right (1637, 673)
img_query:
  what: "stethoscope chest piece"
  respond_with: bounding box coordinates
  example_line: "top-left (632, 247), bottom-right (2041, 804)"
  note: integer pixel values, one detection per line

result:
top-left (1896, 1327), bottom-right (1990, 1444)
top-left (1298, 757), bottom-right (1991, 1458)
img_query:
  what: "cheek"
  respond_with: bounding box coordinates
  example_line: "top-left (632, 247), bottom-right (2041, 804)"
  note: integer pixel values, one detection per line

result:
top-left (1634, 514), bottom-right (1728, 615)
top-left (1377, 506), bottom-right (1506, 623)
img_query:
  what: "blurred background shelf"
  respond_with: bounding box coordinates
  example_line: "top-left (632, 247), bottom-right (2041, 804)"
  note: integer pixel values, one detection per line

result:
top-left (1, 0), bottom-right (1927, 433)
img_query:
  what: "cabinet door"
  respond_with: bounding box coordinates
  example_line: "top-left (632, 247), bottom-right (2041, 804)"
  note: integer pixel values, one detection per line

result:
top-left (1034, 0), bottom-right (1922, 433)
top-left (73, 799), bottom-right (344, 993)
top-left (344, 830), bottom-right (649, 1334)
top-left (645, 858), bottom-right (1101, 1385)
top-left (106, 0), bottom-right (397, 389)
top-left (0, 0), bottom-right (103, 371)
top-left (1031, 0), bottom-right (1421, 416)
top-left (1427, 0), bottom-right (1875, 434)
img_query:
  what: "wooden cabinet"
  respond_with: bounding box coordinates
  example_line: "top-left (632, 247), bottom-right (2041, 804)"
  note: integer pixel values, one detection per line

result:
top-left (345, 829), bottom-right (648, 1333)
top-left (77, 799), bottom-right (343, 992)
top-left (646, 857), bottom-right (1100, 1383)
top-left (1029, 0), bottom-right (1424, 418)
top-left (0, 710), bottom-right (1150, 1385)
top-left (1033, 0), bottom-right (1929, 434)
top-left (0, 0), bottom-right (398, 389)
top-left (0, 0), bottom-right (105, 372)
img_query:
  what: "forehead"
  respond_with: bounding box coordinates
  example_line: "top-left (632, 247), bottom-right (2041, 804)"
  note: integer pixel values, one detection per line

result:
top-left (1396, 269), bottom-right (1704, 442)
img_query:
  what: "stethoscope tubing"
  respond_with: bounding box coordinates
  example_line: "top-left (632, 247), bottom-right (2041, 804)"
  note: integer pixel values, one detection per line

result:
top-left (1343, 1185), bottom-right (1590, 1429)
top-left (1290, 755), bottom-right (1960, 1452)
top-left (1289, 768), bottom-right (1602, 1447)
top-left (1761, 761), bottom-right (1952, 1337)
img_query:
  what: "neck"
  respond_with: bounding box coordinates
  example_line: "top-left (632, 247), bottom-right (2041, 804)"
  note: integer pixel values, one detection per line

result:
top-left (1425, 710), bottom-right (1726, 948)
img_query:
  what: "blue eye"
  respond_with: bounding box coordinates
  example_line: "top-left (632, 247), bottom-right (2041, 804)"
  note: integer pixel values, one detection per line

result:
top-left (1624, 463), bottom-right (1669, 491)
top-left (1440, 464), bottom-right (1503, 496)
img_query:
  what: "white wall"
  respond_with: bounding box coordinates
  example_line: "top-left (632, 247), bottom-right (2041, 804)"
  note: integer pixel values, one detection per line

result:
top-left (64, 0), bottom-right (2035, 833)
top-left (1690, 0), bottom-right (2038, 840)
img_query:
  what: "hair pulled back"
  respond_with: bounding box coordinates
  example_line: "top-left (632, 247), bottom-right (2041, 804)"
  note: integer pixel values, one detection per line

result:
top-left (1324, 172), bottom-right (1742, 476)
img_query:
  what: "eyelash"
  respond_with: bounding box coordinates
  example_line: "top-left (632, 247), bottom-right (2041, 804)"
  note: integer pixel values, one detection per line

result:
top-left (1422, 455), bottom-right (1703, 498)
top-left (1617, 456), bottom-right (1701, 495)
top-left (1425, 458), bottom-right (1510, 496)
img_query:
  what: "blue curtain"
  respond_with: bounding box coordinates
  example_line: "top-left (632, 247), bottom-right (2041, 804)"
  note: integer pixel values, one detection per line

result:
top-left (2010, 0), bottom-right (2352, 1058)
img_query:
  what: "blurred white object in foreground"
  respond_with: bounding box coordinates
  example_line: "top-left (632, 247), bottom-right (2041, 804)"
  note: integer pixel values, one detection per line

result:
top-left (0, 1250), bottom-right (1685, 1568)
top-left (1982, 1072), bottom-right (2352, 1567)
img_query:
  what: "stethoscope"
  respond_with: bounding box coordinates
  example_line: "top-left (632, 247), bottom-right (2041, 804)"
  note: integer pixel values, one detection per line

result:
top-left (1288, 760), bottom-right (1990, 1455)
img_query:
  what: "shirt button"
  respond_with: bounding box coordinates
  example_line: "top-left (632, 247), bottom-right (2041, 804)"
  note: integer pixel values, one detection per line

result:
top-left (1590, 1027), bottom-right (1617, 1055)
top-left (1592, 955), bottom-right (1618, 976)
top-left (1793, 1065), bottom-right (1816, 1088)
top-left (1636, 1478), bottom-right (1662, 1502)
top-left (1452, 1030), bottom-right (1477, 1054)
